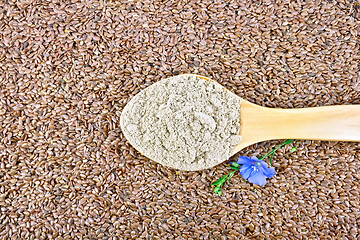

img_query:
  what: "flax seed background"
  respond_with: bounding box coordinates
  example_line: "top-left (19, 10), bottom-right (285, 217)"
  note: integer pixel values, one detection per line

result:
top-left (0, 0), bottom-right (360, 239)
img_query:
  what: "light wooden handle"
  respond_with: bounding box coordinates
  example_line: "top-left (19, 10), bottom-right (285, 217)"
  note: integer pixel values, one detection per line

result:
top-left (231, 101), bottom-right (360, 155)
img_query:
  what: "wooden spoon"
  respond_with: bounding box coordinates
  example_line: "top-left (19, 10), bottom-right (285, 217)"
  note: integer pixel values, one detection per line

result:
top-left (121, 74), bottom-right (360, 170)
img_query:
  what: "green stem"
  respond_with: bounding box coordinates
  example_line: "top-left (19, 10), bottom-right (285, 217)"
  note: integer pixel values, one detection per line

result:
top-left (269, 151), bottom-right (276, 167)
top-left (212, 169), bottom-right (238, 196)
top-left (260, 139), bottom-right (294, 161)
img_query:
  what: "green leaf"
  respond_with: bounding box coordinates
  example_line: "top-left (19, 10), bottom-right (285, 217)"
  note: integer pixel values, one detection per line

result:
top-left (230, 166), bottom-right (240, 170)
top-left (231, 162), bottom-right (240, 168)
top-left (227, 171), bottom-right (236, 182)
top-left (291, 141), bottom-right (300, 152)
top-left (212, 175), bottom-right (227, 186)
top-left (284, 139), bottom-right (294, 145)
top-left (214, 186), bottom-right (222, 196)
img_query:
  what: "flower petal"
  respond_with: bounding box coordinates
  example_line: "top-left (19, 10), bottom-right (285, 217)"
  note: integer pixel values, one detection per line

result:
top-left (247, 170), bottom-right (267, 186)
top-left (239, 165), bottom-right (253, 179)
top-left (261, 166), bottom-right (276, 178)
top-left (237, 156), bottom-right (254, 165)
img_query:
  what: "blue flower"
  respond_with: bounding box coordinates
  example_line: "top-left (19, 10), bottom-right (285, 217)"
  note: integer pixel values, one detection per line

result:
top-left (236, 156), bottom-right (276, 186)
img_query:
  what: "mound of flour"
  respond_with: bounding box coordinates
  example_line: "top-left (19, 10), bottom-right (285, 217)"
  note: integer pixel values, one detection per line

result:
top-left (120, 75), bottom-right (242, 171)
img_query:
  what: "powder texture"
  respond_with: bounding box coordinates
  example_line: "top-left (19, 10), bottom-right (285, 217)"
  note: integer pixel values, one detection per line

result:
top-left (120, 75), bottom-right (242, 171)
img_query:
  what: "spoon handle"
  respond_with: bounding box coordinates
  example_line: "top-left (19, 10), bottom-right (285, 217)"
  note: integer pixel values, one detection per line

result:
top-left (232, 101), bottom-right (360, 155)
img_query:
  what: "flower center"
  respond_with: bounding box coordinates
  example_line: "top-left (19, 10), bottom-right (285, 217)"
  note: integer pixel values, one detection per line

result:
top-left (256, 162), bottom-right (261, 166)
